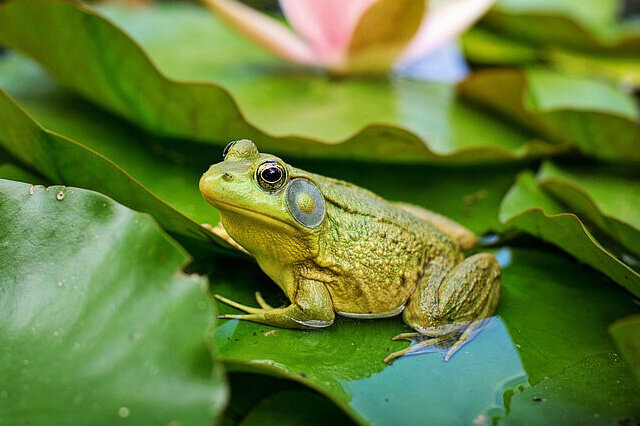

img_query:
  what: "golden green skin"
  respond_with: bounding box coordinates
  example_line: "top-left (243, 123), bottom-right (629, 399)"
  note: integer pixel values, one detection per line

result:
top-left (200, 140), bottom-right (501, 363)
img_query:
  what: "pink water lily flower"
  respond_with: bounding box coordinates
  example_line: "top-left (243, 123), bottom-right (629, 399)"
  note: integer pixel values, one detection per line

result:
top-left (203, 0), bottom-right (495, 76)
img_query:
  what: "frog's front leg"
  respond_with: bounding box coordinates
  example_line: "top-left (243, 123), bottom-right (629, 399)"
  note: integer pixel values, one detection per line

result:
top-left (216, 278), bottom-right (335, 329)
top-left (385, 253), bottom-right (501, 364)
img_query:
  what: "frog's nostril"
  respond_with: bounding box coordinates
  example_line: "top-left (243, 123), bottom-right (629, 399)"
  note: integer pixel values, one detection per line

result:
top-left (222, 172), bottom-right (233, 181)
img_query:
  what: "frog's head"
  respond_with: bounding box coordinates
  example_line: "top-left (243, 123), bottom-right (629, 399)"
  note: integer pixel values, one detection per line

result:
top-left (199, 139), bottom-right (326, 262)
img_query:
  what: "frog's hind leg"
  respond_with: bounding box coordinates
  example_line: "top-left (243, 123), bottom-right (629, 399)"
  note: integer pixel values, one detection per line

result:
top-left (386, 253), bottom-right (501, 364)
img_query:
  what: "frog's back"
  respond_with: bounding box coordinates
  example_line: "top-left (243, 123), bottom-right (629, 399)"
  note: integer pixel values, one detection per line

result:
top-left (311, 173), bottom-right (428, 234)
top-left (307, 172), bottom-right (459, 316)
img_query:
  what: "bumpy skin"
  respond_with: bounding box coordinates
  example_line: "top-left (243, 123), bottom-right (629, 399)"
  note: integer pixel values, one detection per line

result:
top-left (200, 140), bottom-right (501, 363)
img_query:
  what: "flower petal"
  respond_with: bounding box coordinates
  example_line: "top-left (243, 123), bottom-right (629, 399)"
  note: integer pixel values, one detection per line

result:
top-left (345, 0), bottom-right (425, 73)
top-left (202, 0), bottom-right (317, 65)
top-left (401, 0), bottom-right (496, 62)
top-left (279, 0), bottom-right (377, 67)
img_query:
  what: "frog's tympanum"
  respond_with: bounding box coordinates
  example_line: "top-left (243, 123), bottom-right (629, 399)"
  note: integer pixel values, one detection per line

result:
top-left (200, 140), bottom-right (501, 363)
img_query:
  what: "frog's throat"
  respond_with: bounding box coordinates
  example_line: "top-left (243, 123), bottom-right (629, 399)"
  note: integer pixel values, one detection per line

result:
top-left (211, 199), bottom-right (298, 232)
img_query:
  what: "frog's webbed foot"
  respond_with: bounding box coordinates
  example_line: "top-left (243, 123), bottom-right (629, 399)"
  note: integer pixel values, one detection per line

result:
top-left (383, 334), bottom-right (454, 364)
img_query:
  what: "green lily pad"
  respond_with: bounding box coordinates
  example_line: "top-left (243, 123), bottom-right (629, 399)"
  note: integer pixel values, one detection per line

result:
top-left (0, 162), bottom-right (41, 183)
top-left (486, 0), bottom-right (640, 53)
top-left (0, 86), bottom-right (227, 246)
top-left (462, 27), bottom-right (541, 65)
top-left (610, 315), bottom-right (640, 387)
top-left (538, 162), bottom-right (640, 258)
top-left (459, 69), bottom-right (640, 163)
top-left (0, 0), bottom-right (563, 164)
top-left (189, 245), bottom-right (640, 425)
top-left (499, 171), bottom-right (640, 296)
top-left (0, 179), bottom-right (226, 425)
top-left (502, 353), bottom-right (639, 425)
top-left (463, 0), bottom-right (640, 87)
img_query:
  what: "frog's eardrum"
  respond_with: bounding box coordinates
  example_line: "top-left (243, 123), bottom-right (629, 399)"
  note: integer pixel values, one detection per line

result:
top-left (286, 178), bottom-right (326, 228)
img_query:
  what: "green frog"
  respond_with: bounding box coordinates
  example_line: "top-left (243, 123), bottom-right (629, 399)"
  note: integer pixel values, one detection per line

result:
top-left (199, 140), bottom-right (501, 363)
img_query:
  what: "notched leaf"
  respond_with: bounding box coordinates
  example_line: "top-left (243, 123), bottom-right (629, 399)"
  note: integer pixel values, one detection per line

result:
top-left (0, 178), bottom-right (227, 425)
top-left (499, 170), bottom-right (640, 296)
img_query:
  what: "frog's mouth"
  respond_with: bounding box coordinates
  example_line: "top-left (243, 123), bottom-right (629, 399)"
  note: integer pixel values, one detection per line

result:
top-left (209, 199), bottom-right (298, 232)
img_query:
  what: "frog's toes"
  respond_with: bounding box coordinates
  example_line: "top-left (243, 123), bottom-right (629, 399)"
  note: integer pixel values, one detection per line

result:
top-left (383, 334), bottom-right (455, 364)
top-left (214, 294), bottom-right (268, 314)
top-left (254, 291), bottom-right (275, 310)
top-left (391, 332), bottom-right (420, 341)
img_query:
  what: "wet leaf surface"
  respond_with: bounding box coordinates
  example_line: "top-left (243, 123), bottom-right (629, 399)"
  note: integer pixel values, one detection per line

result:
top-left (609, 315), bottom-right (640, 387)
top-left (0, 179), bottom-right (226, 425)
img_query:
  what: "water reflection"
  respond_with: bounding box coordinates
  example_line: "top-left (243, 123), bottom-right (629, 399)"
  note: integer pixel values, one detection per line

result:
top-left (340, 317), bottom-right (527, 426)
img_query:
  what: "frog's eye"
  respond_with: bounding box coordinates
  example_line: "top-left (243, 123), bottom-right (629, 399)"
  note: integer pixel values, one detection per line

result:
top-left (286, 178), bottom-right (325, 229)
top-left (222, 141), bottom-right (236, 159)
top-left (255, 161), bottom-right (288, 191)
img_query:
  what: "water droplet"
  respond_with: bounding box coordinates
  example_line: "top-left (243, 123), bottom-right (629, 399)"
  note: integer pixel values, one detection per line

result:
top-left (22, 359), bottom-right (29, 366)
top-left (56, 190), bottom-right (65, 201)
top-left (73, 342), bottom-right (81, 350)
top-left (53, 330), bottom-right (59, 337)
top-left (0, 390), bottom-right (7, 398)
top-left (56, 281), bottom-right (64, 287)
top-left (197, 301), bottom-right (207, 310)
top-left (118, 407), bottom-right (130, 418)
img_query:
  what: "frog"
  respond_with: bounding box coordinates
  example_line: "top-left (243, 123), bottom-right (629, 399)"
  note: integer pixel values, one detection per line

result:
top-left (199, 139), bottom-right (501, 363)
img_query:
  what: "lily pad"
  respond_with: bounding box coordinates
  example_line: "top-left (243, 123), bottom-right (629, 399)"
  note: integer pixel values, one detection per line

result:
top-left (0, 86), bottom-right (226, 246)
top-left (486, 0), bottom-right (640, 53)
top-left (499, 171), bottom-right (640, 296)
top-left (0, 162), bottom-right (41, 183)
top-left (0, 0), bottom-right (562, 164)
top-left (502, 353), bottom-right (640, 425)
top-left (538, 162), bottom-right (640, 258)
top-left (463, 0), bottom-right (640, 87)
top-left (0, 179), bottom-right (226, 425)
top-left (610, 315), bottom-right (640, 387)
top-left (459, 69), bottom-right (640, 163)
